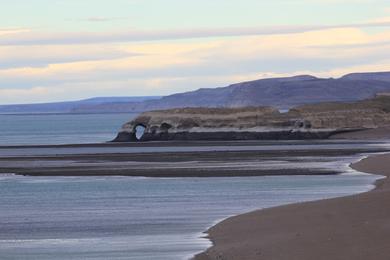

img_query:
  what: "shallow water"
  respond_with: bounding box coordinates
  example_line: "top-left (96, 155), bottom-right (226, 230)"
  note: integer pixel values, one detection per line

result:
top-left (0, 114), bottom-right (387, 259)
top-left (0, 164), bottom-right (380, 260)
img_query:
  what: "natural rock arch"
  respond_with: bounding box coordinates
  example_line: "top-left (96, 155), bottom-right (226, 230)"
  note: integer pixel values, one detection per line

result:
top-left (133, 124), bottom-right (147, 141)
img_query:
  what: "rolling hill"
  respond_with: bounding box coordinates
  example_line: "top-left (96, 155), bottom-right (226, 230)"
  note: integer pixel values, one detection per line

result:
top-left (2, 71), bottom-right (390, 114)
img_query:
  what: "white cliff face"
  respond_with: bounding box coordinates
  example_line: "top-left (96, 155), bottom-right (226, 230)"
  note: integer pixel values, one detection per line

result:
top-left (293, 96), bottom-right (390, 129)
top-left (120, 106), bottom-right (302, 134)
top-left (114, 96), bottom-right (390, 142)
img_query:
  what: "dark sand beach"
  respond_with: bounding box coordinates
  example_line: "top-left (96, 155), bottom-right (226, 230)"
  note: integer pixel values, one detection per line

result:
top-left (195, 153), bottom-right (390, 260)
top-left (330, 126), bottom-right (390, 140)
top-left (0, 140), bottom-right (387, 177)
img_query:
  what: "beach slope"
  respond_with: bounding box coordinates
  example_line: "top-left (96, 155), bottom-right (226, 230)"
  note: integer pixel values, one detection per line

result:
top-left (195, 154), bottom-right (390, 260)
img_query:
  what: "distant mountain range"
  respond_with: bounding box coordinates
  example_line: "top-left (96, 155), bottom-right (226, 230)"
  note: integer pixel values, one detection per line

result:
top-left (0, 97), bottom-right (161, 114)
top-left (73, 71), bottom-right (390, 113)
top-left (2, 71), bottom-right (390, 114)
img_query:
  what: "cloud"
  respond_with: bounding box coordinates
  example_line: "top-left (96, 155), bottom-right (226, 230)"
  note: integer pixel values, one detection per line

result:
top-left (0, 45), bottom-right (140, 69)
top-left (1, 28), bottom-right (389, 84)
top-left (1, 21), bottom-right (390, 46)
top-left (308, 40), bottom-right (390, 49)
top-left (1, 26), bottom-right (390, 104)
top-left (0, 28), bottom-right (30, 36)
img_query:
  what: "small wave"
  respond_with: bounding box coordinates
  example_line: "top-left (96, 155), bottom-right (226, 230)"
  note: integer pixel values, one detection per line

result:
top-left (0, 237), bottom-right (101, 246)
top-left (0, 173), bottom-right (21, 181)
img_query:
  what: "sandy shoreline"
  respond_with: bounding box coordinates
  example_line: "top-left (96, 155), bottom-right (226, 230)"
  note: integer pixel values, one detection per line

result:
top-left (195, 153), bottom-right (390, 260)
top-left (0, 140), bottom-right (387, 177)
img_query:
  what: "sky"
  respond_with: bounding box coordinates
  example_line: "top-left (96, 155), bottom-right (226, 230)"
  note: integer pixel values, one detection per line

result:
top-left (1, 0), bottom-right (390, 104)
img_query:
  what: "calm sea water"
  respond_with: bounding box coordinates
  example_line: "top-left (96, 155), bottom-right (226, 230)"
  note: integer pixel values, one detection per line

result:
top-left (0, 113), bottom-right (138, 145)
top-left (0, 171), bottom-right (379, 260)
top-left (0, 113), bottom-right (386, 259)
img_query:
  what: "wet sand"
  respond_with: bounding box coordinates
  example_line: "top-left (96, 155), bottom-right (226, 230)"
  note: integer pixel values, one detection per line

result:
top-left (195, 153), bottom-right (390, 260)
top-left (0, 141), bottom-right (387, 177)
top-left (0, 149), bottom-right (357, 176)
top-left (331, 126), bottom-right (390, 140)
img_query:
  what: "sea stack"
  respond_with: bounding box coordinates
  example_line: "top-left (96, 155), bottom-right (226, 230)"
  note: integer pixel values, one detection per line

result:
top-left (113, 96), bottom-right (390, 142)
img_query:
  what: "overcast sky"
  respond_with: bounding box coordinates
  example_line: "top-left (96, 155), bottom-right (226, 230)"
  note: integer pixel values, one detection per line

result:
top-left (1, 0), bottom-right (390, 104)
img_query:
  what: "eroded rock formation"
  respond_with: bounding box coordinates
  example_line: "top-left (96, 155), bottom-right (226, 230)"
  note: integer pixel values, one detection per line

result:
top-left (113, 96), bottom-right (390, 142)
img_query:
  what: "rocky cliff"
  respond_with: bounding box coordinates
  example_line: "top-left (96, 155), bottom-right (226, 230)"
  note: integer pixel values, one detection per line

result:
top-left (291, 95), bottom-right (390, 129)
top-left (113, 96), bottom-right (390, 142)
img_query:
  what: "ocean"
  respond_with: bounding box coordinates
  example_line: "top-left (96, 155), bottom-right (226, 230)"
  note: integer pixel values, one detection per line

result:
top-left (0, 172), bottom-right (379, 260)
top-left (0, 113), bottom-right (385, 259)
top-left (0, 113), bottom-right (137, 145)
